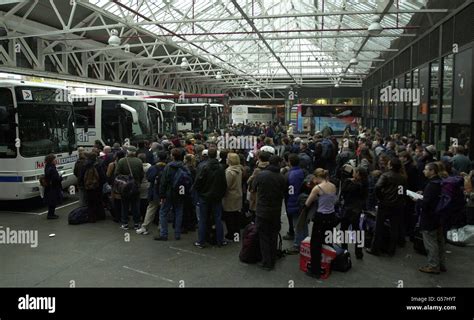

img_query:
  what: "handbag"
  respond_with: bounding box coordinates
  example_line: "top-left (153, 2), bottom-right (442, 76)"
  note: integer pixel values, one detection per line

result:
top-left (113, 158), bottom-right (139, 198)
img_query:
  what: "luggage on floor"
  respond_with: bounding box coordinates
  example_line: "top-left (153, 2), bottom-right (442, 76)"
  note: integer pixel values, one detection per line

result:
top-left (447, 225), bottom-right (474, 246)
top-left (360, 211), bottom-right (376, 248)
top-left (299, 237), bottom-right (337, 279)
top-left (239, 223), bottom-right (261, 263)
top-left (68, 207), bottom-right (89, 225)
top-left (331, 244), bottom-right (352, 272)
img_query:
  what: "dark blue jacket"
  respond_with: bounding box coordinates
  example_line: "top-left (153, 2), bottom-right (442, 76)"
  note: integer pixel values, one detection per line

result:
top-left (43, 163), bottom-right (63, 207)
top-left (159, 161), bottom-right (185, 200)
top-left (146, 162), bottom-right (167, 201)
top-left (286, 166), bottom-right (305, 215)
top-left (420, 176), bottom-right (442, 231)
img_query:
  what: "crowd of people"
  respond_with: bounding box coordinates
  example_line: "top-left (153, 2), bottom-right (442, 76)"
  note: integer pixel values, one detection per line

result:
top-left (41, 121), bottom-right (474, 278)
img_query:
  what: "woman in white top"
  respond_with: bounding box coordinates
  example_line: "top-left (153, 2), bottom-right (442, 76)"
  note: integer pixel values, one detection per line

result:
top-left (304, 168), bottom-right (338, 279)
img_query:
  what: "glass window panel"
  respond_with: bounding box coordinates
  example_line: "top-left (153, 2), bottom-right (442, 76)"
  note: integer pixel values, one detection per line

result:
top-left (442, 54), bottom-right (453, 123)
top-left (430, 61), bottom-right (440, 122)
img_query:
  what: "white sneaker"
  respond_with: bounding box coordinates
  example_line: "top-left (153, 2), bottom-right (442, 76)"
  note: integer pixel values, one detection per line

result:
top-left (136, 227), bottom-right (149, 235)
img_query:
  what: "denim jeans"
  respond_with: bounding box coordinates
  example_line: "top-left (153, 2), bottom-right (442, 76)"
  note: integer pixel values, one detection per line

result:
top-left (197, 197), bottom-right (224, 245)
top-left (422, 227), bottom-right (446, 270)
top-left (159, 199), bottom-right (183, 239)
top-left (292, 212), bottom-right (308, 249)
top-left (121, 196), bottom-right (140, 225)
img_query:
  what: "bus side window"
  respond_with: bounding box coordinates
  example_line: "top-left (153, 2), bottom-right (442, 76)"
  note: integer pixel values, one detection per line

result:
top-left (0, 88), bottom-right (16, 157)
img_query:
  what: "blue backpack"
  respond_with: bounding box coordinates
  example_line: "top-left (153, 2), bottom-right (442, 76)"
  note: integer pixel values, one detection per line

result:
top-left (321, 138), bottom-right (334, 160)
top-left (172, 167), bottom-right (192, 198)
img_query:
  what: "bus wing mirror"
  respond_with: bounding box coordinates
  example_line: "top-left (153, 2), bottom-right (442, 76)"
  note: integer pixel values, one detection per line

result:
top-left (119, 103), bottom-right (139, 124)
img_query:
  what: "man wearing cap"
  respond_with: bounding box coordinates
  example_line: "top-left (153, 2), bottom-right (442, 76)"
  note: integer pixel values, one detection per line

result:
top-left (115, 146), bottom-right (144, 230)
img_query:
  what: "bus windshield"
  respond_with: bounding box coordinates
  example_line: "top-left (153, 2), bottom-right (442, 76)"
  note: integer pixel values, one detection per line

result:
top-left (102, 100), bottom-right (151, 145)
top-left (158, 102), bottom-right (176, 134)
top-left (15, 87), bottom-right (76, 158)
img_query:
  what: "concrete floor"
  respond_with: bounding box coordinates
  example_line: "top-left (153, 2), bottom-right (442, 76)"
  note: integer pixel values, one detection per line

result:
top-left (0, 198), bottom-right (473, 288)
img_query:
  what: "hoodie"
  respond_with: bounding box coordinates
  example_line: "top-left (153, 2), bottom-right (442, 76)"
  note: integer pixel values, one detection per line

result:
top-left (159, 160), bottom-right (185, 200)
top-left (193, 158), bottom-right (227, 202)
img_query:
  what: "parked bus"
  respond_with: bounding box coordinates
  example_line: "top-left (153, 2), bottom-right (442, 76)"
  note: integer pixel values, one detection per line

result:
top-left (0, 81), bottom-right (77, 200)
top-left (145, 98), bottom-right (177, 135)
top-left (231, 105), bottom-right (275, 124)
top-left (290, 104), bottom-right (361, 135)
top-left (175, 103), bottom-right (211, 132)
top-left (210, 103), bottom-right (226, 130)
top-left (73, 95), bottom-right (152, 148)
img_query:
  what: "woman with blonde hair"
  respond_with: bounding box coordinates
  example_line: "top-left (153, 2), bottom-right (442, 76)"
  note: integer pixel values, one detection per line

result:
top-left (222, 153), bottom-right (243, 241)
top-left (305, 168), bottom-right (338, 278)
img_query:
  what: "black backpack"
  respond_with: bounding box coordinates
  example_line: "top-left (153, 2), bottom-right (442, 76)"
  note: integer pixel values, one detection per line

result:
top-left (331, 244), bottom-right (352, 272)
top-left (68, 207), bottom-right (89, 225)
top-left (154, 165), bottom-right (165, 195)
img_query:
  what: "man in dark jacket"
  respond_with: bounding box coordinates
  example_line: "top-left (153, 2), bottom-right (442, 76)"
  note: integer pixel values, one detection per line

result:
top-left (419, 162), bottom-right (446, 274)
top-left (193, 148), bottom-right (228, 248)
top-left (253, 155), bottom-right (287, 270)
top-left (399, 151), bottom-right (418, 242)
top-left (155, 148), bottom-right (188, 241)
top-left (367, 158), bottom-right (407, 256)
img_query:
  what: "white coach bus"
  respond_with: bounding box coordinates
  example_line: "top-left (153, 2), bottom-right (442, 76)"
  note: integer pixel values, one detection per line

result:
top-left (0, 81), bottom-right (78, 200)
top-left (72, 95), bottom-right (153, 148)
top-left (231, 105), bottom-right (274, 124)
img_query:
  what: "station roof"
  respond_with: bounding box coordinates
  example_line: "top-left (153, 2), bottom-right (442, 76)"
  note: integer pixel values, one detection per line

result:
top-left (0, 0), bottom-right (452, 95)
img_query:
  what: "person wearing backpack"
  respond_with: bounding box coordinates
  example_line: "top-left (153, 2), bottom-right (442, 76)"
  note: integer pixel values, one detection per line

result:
top-left (81, 152), bottom-right (106, 223)
top-left (193, 148), bottom-right (228, 248)
top-left (155, 148), bottom-right (190, 241)
top-left (115, 146), bottom-right (144, 230)
top-left (320, 134), bottom-right (334, 171)
top-left (418, 162), bottom-right (446, 274)
top-left (136, 151), bottom-right (167, 235)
